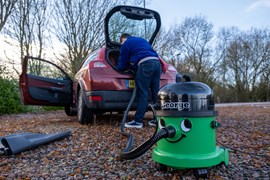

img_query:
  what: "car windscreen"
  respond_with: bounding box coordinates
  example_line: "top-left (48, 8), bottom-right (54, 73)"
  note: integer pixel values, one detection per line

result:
top-left (107, 7), bottom-right (158, 44)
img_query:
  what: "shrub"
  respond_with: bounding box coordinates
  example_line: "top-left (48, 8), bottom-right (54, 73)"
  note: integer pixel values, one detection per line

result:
top-left (0, 64), bottom-right (31, 115)
top-left (0, 77), bottom-right (27, 115)
top-left (0, 64), bottom-right (63, 115)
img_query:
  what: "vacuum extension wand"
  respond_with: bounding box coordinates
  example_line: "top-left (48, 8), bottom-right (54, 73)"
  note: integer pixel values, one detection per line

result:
top-left (120, 85), bottom-right (137, 153)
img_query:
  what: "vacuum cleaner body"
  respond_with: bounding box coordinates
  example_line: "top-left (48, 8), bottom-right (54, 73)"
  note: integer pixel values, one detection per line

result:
top-left (152, 81), bottom-right (229, 169)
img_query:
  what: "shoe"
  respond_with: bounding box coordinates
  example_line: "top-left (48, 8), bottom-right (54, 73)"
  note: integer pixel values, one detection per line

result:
top-left (148, 119), bottom-right (157, 126)
top-left (125, 120), bottom-right (143, 128)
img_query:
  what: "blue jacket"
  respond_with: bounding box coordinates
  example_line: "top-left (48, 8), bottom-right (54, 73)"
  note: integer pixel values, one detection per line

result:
top-left (116, 36), bottom-right (158, 71)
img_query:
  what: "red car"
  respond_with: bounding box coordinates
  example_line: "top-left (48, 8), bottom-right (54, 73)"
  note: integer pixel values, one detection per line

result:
top-left (19, 6), bottom-right (178, 124)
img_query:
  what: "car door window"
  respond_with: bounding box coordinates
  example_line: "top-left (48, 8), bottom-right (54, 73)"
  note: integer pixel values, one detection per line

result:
top-left (26, 57), bottom-right (68, 80)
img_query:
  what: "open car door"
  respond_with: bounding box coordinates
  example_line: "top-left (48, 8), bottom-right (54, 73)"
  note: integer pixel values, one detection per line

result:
top-left (19, 56), bottom-right (73, 106)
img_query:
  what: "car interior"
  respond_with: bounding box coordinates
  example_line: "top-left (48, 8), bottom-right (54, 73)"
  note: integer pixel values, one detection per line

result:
top-left (107, 49), bottom-right (120, 67)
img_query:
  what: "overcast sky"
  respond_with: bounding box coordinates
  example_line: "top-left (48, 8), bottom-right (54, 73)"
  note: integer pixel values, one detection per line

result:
top-left (148, 0), bottom-right (270, 31)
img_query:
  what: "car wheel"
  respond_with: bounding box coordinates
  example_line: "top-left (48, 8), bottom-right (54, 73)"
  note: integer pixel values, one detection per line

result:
top-left (64, 106), bottom-right (77, 116)
top-left (77, 90), bottom-right (94, 125)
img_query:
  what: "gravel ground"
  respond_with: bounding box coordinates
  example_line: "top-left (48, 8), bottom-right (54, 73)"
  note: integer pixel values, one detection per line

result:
top-left (0, 106), bottom-right (269, 179)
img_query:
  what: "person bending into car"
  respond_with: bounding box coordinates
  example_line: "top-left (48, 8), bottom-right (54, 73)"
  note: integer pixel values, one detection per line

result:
top-left (116, 33), bottom-right (161, 128)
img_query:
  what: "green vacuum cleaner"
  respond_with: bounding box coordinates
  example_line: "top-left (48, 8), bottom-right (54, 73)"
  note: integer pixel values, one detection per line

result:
top-left (120, 74), bottom-right (229, 178)
top-left (152, 78), bottom-right (229, 176)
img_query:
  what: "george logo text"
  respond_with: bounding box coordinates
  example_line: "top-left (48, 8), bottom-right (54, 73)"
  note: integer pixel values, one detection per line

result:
top-left (161, 102), bottom-right (190, 111)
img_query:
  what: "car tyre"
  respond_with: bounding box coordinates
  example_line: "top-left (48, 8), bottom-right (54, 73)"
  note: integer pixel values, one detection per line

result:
top-left (64, 106), bottom-right (77, 116)
top-left (77, 90), bottom-right (94, 125)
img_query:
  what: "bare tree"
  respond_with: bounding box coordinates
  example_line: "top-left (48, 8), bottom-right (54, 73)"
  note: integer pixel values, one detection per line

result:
top-left (246, 28), bottom-right (270, 101)
top-left (153, 27), bottom-right (178, 67)
top-left (4, 0), bottom-right (34, 74)
top-left (169, 16), bottom-right (215, 83)
top-left (32, 0), bottom-right (50, 58)
top-left (0, 0), bottom-right (18, 32)
top-left (53, 0), bottom-right (116, 76)
top-left (258, 70), bottom-right (270, 101)
top-left (216, 27), bottom-right (270, 102)
top-left (4, 0), bottom-right (50, 75)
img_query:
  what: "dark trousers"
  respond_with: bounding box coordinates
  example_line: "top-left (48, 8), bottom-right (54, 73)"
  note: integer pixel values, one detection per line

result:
top-left (134, 60), bottom-right (161, 123)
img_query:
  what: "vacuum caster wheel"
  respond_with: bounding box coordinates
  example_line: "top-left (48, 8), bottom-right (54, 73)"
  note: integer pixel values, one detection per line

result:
top-left (194, 168), bottom-right (208, 179)
top-left (155, 163), bottom-right (167, 171)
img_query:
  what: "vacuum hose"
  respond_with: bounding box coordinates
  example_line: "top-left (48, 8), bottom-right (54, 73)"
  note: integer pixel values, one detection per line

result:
top-left (120, 125), bottom-right (176, 159)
